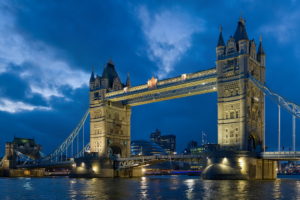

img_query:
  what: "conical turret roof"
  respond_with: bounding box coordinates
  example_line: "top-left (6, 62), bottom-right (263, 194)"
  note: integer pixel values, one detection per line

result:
top-left (257, 40), bottom-right (265, 55)
top-left (217, 26), bottom-right (225, 47)
top-left (234, 18), bottom-right (249, 41)
top-left (89, 69), bottom-right (95, 82)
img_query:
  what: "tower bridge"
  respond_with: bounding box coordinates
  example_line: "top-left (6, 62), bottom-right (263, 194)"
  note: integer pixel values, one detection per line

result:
top-left (1, 18), bottom-right (300, 179)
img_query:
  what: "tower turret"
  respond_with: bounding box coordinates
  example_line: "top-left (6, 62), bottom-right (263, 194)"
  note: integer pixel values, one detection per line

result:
top-left (89, 67), bottom-right (95, 90)
top-left (126, 73), bottom-right (131, 87)
top-left (234, 17), bottom-right (249, 41)
top-left (216, 26), bottom-right (226, 59)
top-left (226, 36), bottom-right (237, 55)
top-left (249, 39), bottom-right (257, 60)
top-left (257, 36), bottom-right (266, 67)
top-left (234, 17), bottom-right (249, 54)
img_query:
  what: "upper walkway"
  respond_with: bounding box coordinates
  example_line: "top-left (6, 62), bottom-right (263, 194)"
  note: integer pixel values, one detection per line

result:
top-left (105, 68), bottom-right (217, 106)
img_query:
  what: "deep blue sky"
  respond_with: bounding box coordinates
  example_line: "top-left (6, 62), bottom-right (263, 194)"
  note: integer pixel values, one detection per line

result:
top-left (0, 0), bottom-right (299, 155)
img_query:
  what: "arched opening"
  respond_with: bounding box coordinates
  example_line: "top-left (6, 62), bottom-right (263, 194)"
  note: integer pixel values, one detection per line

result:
top-left (248, 134), bottom-right (256, 152)
top-left (107, 145), bottom-right (122, 158)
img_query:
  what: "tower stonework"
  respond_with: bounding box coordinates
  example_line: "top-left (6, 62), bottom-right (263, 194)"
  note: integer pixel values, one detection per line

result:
top-left (216, 18), bottom-right (265, 151)
top-left (89, 61), bottom-right (131, 158)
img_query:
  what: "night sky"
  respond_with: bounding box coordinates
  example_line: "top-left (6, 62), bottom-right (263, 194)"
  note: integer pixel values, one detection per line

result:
top-left (0, 0), bottom-right (300, 155)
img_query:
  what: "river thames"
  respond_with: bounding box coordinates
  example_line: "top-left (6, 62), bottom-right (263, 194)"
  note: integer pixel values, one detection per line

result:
top-left (0, 175), bottom-right (299, 200)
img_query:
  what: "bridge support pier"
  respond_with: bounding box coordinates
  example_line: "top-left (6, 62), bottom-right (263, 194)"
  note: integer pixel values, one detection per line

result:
top-left (70, 156), bottom-right (145, 178)
top-left (202, 151), bottom-right (277, 180)
top-left (71, 156), bottom-right (114, 178)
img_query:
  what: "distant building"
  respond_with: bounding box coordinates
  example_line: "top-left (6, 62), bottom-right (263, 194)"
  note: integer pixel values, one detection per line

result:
top-left (131, 140), bottom-right (166, 156)
top-left (2, 137), bottom-right (42, 169)
top-left (183, 140), bottom-right (199, 154)
top-left (150, 129), bottom-right (161, 144)
top-left (188, 140), bottom-right (198, 149)
top-left (184, 141), bottom-right (219, 155)
top-left (150, 129), bottom-right (176, 154)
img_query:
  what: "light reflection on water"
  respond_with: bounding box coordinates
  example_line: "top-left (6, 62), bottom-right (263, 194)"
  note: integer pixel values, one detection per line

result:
top-left (0, 175), bottom-right (300, 199)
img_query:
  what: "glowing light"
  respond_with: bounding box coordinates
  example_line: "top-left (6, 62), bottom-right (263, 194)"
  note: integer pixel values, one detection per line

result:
top-left (24, 170), bottom-right (31, 176)
top-left (147, 77), bottom-right (158, 88)
top-left (213, 86), bottom-right (217, 90)
top-left (141, 168), bottom-right (146, 173)
top-left (81, 162), bottom-right (85, 168)
top-left (222, 157), bottom-right (229, 165)
top-left (238, 157), bottom-right (246, 173)
top-left (207, 157), bottom-right (211, 165)
top-left (72, 163), bottom-right (76, 168)
top-left (254, 97), bottom-right (259, 102)
top-left (181, 74), bottom-right (187, 80)
top-left (123, 87), bottom-right (128, 92)
top-left (92, 165), bottom-right (99, 173)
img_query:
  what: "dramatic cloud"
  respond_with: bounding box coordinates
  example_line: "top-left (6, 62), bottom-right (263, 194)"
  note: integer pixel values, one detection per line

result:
top-left (0, 1), bottom-right (89, 101)
top-left (137, 6), bottom-right (205, 78)
top-left (0, 98), bottom-right (51, 113)
top-left (260, 11), bottom-right (300, 44)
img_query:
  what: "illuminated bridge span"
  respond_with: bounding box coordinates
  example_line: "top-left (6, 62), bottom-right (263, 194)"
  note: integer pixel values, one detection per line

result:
top-left (105, 68), bottom-right (217, 106)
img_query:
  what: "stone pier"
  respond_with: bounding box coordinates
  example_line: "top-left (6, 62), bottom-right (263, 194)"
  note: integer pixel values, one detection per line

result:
top-left (70, 155), bottom-right (144, 178)
top-left (202, 151), bottom-right (277, 180)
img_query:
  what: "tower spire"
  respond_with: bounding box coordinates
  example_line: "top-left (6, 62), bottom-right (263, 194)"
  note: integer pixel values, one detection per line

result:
top-left (234, 17), bottom-right (249, 41)
top-left (126, 72), bottom-right (131, 87)
top-left (257, 35), bottom-right (265, 55)
top-left (90, 66), bottom-right (95, 82)
top-left (217, 25), bottom-right (225, 47)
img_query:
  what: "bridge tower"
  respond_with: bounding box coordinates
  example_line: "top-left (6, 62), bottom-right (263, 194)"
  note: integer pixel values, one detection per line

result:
top-left (89, 61), bottom-right (131, 158)
top-left (216, 18), bottom-right (266, 152)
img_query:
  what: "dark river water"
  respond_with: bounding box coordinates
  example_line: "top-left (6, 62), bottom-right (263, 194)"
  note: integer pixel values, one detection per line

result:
top-left (0, 175), bottom-right (299, 200)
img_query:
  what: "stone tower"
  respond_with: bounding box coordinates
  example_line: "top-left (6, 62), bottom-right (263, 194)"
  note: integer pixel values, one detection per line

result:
top-left (89, 61), bottom-right (131, 158)
top-left (216, 18), bottom-right (265, 151)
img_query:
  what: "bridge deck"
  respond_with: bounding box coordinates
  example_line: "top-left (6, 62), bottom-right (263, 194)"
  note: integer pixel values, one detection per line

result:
top-left (261, 151), bottom-right (300, 160)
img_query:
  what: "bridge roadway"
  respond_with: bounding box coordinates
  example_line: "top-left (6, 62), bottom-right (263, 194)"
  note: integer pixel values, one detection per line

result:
top-left (15, 152), bottom-right (300, 170)
top-left (261, 151), bottom-right (300, 160)
top-left (105, 68), bottom-right (217, 106)
top-left (16, 154), bottom-right (206, 169)
top-left (115, 154), bottom-right (206, 169)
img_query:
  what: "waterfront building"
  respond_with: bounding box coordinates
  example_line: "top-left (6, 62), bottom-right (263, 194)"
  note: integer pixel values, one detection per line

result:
top-left (150, 129), bottom-right (161, 144)
top-left (184, 143), bottom-right (219, 155)
top-left (131, 140), bottom-right (166, 156)
top-left (150, 129), bottom-right (176, 154)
